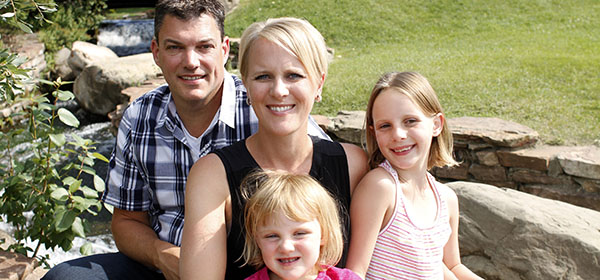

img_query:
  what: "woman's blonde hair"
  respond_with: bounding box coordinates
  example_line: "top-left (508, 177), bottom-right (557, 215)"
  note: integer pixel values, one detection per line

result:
top-left (241, 170), bottom-right (343, 271)
top-left (364, 71), bottom-right (457, 170)
top-left (238, 17), bottom-right (328, 88)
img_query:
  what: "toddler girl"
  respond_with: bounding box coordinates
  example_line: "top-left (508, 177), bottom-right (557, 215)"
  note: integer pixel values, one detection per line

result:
top-left (346, 72), bottom-right (482, 279)
top-left (242, 170), bottom-right (361, 280)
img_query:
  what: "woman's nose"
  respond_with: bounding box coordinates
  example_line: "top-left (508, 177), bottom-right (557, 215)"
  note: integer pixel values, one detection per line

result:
top-left (270, 78), bottom-right (289, 99)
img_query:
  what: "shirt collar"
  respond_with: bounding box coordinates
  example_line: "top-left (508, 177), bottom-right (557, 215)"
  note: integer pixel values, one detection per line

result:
top-left (220, 70), bottom-right (237, 129)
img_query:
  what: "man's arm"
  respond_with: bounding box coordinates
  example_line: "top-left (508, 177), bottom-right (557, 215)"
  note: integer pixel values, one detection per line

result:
top-left (111, 208), bottom-right (180, 280)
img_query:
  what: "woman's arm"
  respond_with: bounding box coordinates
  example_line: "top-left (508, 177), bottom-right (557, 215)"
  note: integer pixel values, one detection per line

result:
top-left (180, 154), bottom-right (230, 280)
top-left (340, 143), bottom-right (368, 195)
top-left (346, 169), bottom-right (396, 278)
top-left (442, 185), bottom-right (483, 280)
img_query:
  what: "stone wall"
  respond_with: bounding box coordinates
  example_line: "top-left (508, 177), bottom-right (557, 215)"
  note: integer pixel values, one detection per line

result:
top-left (322, 111), bottom-right (600, 212)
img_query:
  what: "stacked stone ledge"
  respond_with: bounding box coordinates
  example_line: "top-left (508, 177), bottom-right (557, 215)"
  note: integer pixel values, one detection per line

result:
top-left (321, 111), bottom-right (600, 212)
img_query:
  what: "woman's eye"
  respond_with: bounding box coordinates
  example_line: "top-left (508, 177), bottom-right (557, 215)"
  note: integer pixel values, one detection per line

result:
top-left (254, 74), bottom-right (269, 80)
top-left (288, 73), bottom-right (304, 79)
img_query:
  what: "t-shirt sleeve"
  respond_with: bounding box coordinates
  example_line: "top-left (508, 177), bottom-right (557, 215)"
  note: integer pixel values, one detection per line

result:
top-left (101, 106), bottom-right (151, 211)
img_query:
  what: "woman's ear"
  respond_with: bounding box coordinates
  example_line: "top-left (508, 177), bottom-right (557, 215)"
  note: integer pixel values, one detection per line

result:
top-left (432, 113), bottom-right (444, 137)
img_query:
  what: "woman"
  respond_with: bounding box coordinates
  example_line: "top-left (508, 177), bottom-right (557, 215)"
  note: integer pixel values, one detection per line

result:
top-left (180, 17), bottom-right (367, 279)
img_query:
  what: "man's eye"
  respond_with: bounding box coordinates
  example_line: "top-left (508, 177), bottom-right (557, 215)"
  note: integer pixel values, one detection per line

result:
top-left (166, 45), bottom-right (180, 50)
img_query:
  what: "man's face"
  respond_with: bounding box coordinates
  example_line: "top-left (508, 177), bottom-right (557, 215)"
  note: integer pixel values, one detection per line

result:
top-left (151, 14), bottom-right (229, 108)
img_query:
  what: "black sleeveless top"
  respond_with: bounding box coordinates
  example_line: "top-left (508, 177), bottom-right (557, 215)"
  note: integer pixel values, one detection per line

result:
top-left (212, 136), bottom-right (351, 279)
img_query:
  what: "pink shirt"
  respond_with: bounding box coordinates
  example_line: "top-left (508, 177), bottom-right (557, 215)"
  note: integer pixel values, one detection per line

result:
top-left (365, 160), bottom-right (451, 279)
top-left (245, 266), bottom-right (362, 280)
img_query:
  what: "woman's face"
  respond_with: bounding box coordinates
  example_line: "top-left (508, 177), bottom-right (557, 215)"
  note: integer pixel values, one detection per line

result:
top-left (244, 38), bottom-right (322, 137)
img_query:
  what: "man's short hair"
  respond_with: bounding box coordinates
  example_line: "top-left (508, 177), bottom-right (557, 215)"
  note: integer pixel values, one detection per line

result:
top-left (154, 0), bottom-right (225, 41)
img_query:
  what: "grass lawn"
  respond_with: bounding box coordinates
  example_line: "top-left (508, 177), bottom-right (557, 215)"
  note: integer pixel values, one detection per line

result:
top-left (225, 0), bottom-right (599, 145)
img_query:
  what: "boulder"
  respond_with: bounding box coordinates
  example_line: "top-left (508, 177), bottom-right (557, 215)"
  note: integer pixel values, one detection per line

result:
top-left (447, 181), bottom-right (600, 280)
top-left (68, 41), bottom-right (118, 77)
top-left (0, 251), bottom-right (36, 280)
top-left (73, 53), bottom-right (162, 115)
top-left (54, 47), bottom-right (75, 81)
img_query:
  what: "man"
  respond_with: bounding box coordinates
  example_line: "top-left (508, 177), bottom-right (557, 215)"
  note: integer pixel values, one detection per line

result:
top-left (43, 1), bottom-right (327, 279)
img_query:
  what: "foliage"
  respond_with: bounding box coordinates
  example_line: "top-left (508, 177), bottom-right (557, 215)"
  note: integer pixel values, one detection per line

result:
top-left (0, 0), bottom-right (56, 34)
top-left (39, 0), bottom-right (107, 53)
top-left (0, 0), bottom-right (107, 263)
top-left (226, 0), bottom-right (599, 145)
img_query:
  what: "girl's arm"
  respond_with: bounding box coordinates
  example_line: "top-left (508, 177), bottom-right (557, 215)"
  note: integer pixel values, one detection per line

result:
top-left (180, 154), bottom-right (230, 280)
top-left (442, 185), bottom-right (483, 280)
top-left (346, 169), bottom-right (396, 279)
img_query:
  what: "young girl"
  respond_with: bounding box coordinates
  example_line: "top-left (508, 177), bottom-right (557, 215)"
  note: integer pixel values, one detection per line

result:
top-left (346, 72), bottom-right (482, 279)
top-left (242, 170), bottom-right (362, 280)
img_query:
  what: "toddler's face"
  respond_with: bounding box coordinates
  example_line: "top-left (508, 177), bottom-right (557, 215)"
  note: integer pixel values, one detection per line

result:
top-left (256, 212), bottom-right (323, 280)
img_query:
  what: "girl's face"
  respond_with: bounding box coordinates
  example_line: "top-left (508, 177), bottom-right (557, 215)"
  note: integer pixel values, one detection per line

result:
top-left (244, 38), bottom-right (323, 137)
top-left (371, 88), bottom-right (442, 173)
top-left (256, 212), bottom-right (323, 280)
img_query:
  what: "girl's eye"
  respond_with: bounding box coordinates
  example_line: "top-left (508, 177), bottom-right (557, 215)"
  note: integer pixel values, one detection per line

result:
top-left (404, 118), bottom-right (418, 126)
top-left (265, 234), bottom-right (278, 239)
top-left (377, 123), bottom-right (390, 130)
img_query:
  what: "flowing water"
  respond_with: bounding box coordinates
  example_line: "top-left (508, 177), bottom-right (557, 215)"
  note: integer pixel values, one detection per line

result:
top-left (97, 19), bottom-right (154, 56)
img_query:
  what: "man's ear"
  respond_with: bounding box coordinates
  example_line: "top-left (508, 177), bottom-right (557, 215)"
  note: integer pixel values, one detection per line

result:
top-left (432, 113), bottom-right (444, 137)
top-left (151, 39), bottom-right (160, 65)
top-left (222, 36), bottom-right (230, 66)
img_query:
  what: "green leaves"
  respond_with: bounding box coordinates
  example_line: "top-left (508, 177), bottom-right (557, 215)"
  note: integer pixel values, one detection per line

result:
top-left (1, 45), bottom-right (107, 260)
top-left (57, 108), bottom-right (79, 128)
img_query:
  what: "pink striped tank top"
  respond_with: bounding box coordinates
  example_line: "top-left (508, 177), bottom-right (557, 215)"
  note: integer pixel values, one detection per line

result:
top-left (365, 160), bottom-right (451, 280)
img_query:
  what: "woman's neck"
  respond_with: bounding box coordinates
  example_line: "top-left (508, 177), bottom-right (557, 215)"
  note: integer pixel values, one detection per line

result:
top-left (246, 130), bottom-right (313, 174)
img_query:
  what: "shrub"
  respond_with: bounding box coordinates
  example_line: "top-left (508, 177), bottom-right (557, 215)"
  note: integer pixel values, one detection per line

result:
top-left (0, 0), bottom-right (107, 264)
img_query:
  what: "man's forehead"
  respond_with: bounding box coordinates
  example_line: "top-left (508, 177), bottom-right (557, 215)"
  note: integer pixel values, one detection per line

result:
top-left (157, 13), bottom-right (220, 42)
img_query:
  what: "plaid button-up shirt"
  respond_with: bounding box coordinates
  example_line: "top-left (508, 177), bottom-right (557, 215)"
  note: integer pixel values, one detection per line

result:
top-left (102, 72), bottom-right (328, 246)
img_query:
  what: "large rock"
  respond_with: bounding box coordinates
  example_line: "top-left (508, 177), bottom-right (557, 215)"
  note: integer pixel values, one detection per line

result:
top-left (447, 181), bottom-right (600, 280)
top-left (54, 47), bottom-right (75, 81)
top-left (68, 41), bottom-right (118, 77)
top-left (73, 53), bottom-right (162, 115)
top-left (0, 251), bottom-right (36, 280)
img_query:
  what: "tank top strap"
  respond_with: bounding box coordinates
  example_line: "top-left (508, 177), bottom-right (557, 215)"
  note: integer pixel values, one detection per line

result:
top-left (379, 160), bottom-right (402, 186)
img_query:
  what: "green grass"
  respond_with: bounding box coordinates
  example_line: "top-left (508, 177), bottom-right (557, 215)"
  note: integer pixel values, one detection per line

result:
top-left (105, 7), bottom-right (154, 20)
top-left (225, 0), bottom-right (599, 145)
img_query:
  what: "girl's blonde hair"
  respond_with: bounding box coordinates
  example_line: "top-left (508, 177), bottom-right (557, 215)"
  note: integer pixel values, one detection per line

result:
top-left (238, 17), bottom-right (328, 88)
top-left (364, 71), bottom-right (457, 170)
top-left (241, 170), bottom-right (343, 271)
